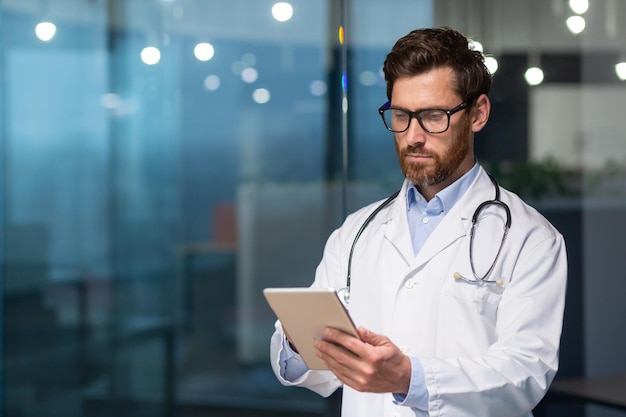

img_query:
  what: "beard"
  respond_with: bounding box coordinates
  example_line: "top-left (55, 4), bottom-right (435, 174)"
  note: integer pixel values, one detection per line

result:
top-left (396, 117), bottom-right (471, 188)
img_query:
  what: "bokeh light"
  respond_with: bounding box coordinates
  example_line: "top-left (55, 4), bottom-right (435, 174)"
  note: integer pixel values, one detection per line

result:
top-left (35, 22), bottom-right (56, 41)
top-left (204, 75), bottom-right (221, 91)
top-left (194, 42), bottom-right (215, 61)
top-left (141, 47), bottom-right (161, 65)
top-left (252, 88), bottom-right (271, 104)
top-left (272, 2), bottom-right (293, 22)
top-left (524, 67), bottom-right (544, 86)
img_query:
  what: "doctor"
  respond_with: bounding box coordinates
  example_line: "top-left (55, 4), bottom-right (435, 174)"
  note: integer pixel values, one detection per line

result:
top-left (269, 27), bottom-right (567, 417)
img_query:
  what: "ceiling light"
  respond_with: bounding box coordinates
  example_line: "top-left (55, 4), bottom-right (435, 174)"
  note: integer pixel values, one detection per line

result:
top-left (194, 42), bottom-right (215, 61)
top-left (566, 16), bottom-right (586, 34)
top-left (524, 67), bottom-right (544, 86)
top-left (241, 67), bottom-right (258, 83)
top-left (141, 47), bottom-right (161, 65)
top-left (35, 21), bottom-right (56, 41)
top-left (204, 75), bottom-right (221, 91)
top-left (272, 2), bottom-right (293, 22)
top-left (568, 0), bottom-right (589, 15)
top-left (252, 88), bottom-right (271, 104)
top-left (469, 40), bottom-right (483, 52)
top-left (484, 56), bottom-right (499, 74)
top-left (616, 62), bottom-right (626, 81)
top-left (309, 80), bottom-right (327, 96)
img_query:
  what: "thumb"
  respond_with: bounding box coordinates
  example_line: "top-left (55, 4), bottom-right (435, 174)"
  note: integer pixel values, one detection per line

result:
top-left (357, 326), bottom-right (388, 346)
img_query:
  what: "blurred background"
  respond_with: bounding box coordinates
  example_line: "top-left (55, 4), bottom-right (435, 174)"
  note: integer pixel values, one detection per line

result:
top-left (1, 0), bottom-right (625, 416)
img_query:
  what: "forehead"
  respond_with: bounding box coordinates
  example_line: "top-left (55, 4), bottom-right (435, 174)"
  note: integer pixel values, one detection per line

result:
top-left (391, 67), bottom-right (459, 107)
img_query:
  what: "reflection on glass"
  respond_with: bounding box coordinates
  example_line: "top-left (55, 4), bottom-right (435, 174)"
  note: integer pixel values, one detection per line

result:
top-left (194, 42), bottom-right (215, 61)
top-left (35, 21), bottom-right (56, 41)
top-left (204, 74), bottom-right (221, 91)
top-left (241, 67), bottom-right (258, 83)
top-left (252, 88), bottom-right (271, 103)
top-left (309, 80), bottom-right (327, 96)
top-left (140, 46), bottom-right (161, 65)
top-left (272, 2), bottom-right (293, 22)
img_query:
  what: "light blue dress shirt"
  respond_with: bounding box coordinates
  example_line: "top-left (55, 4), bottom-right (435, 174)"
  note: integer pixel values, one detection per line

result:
top-left (279, 163), bottom-right (481, 411)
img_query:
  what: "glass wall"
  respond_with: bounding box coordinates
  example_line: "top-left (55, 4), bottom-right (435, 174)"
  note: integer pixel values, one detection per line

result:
top-left (1, 1), bottom-right (625, 417)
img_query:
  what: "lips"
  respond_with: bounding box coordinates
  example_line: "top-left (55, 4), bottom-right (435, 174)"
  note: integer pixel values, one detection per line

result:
top-left (405, 152), bottom-right (431, 160)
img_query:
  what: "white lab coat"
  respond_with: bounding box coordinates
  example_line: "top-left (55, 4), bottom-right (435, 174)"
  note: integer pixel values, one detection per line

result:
top-left (270, 167), bottom-right (567, 417)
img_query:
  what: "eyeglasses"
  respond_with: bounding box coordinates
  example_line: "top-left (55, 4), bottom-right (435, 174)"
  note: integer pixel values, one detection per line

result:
top-left (378, 101), bottom-right (468, 134)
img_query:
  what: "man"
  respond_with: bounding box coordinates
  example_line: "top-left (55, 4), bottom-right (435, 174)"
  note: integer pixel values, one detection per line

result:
top-left (269, 27), bottom-right (567, 417)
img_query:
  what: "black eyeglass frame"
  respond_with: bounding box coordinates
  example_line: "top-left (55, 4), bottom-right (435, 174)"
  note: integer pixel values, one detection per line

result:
top-left (378, 101), bottom-right (468, 134)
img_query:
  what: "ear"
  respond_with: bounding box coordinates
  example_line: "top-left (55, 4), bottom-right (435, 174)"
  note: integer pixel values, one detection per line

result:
top-left (470, 94), bottom-right (490, 133)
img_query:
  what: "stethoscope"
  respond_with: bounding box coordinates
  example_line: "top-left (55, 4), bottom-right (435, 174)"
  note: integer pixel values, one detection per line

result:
top-left (340, 174), bottom-right (511, 304)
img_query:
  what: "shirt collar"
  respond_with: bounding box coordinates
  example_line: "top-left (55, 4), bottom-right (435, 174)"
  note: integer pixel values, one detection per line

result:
top-left (406, 162), bottom-right (480, 214)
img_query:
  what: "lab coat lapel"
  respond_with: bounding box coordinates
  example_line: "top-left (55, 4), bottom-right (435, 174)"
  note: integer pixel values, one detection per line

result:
top-left (410, 169), bottom-right (495, 271)
top-left (412, 209), bottom-right (469, 269)
top-left (380, 181), bottom-right (414, 267)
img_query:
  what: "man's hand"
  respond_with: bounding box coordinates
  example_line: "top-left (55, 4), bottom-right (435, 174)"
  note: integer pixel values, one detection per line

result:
top-left (313, 326), bottom-right (411, 395)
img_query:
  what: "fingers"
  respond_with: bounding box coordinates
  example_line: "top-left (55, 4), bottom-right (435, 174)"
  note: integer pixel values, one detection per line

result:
top-left (314, 326), bottom-right (411, 394)
top-left (314, 338), bottom-right (369, 390)
top-left (357, 326), bottom-right (388, 346)
top-left (314, 329), bottom-right (363, 373)
top-left (317, 326), bottom-right (388, 361)
top-left (322, 326), bottom-right (363, 346)
top-left (314, 332), bottom-right (359, 366)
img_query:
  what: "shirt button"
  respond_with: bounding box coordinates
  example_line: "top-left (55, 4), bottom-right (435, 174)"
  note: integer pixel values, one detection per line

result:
top-left (422, 217), bottom-right (429, 224)
top-left (405, 279), bottom-right (415, 289)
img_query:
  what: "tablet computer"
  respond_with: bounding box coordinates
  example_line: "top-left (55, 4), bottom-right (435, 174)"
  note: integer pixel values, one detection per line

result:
top-left (263, 287), bottom-right (359, 370)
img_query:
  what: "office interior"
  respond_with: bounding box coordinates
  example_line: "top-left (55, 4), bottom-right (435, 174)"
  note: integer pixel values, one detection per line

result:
top-left (1, 0), bottom-right (625, 416)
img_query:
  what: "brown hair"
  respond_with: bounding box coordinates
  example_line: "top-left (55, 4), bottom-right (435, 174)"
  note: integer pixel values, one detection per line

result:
top-left (382, 27), bottom-right (492, 104)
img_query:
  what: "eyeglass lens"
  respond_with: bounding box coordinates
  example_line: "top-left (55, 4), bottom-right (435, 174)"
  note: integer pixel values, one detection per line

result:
top-left (381, 108), bottom-right (451, 134)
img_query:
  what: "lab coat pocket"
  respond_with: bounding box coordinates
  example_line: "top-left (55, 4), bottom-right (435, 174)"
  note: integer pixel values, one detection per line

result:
top-left (442, 278), bottom-right (503, 318)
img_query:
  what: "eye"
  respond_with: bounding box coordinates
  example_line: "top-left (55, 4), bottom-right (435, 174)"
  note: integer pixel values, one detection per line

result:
top-left (420, 110), bottom-right (446, 122)
top-left (392, 110), bottom-right (409, 121)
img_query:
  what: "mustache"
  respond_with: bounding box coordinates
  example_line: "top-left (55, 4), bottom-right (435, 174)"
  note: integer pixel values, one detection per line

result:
top-left (403, 147), bottom-right (431, 158)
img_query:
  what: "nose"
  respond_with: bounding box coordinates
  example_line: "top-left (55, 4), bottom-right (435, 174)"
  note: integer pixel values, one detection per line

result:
top-left (404, 116), bottom-right (427, 146)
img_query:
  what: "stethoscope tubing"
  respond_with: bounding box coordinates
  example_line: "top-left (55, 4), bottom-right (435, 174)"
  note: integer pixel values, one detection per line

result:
top-left (343, 174), bottom-right (511, 303)
top-left (344, 189), bottom-right (399, 304)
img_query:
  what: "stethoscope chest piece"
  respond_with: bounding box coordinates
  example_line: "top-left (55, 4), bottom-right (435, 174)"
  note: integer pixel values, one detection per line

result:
top-left (454, 271), bottom-right (504, 286)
